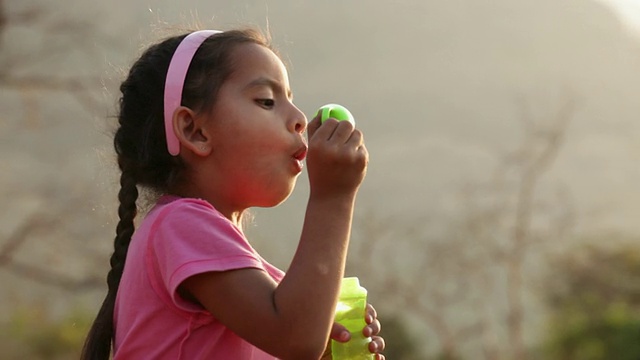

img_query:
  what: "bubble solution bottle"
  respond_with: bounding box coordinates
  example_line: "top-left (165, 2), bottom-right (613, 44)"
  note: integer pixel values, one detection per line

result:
top-left (331, 277), bottom-right (373, 360)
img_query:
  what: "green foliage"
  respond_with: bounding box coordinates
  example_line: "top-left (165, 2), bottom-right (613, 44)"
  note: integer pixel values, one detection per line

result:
top-left (2, 304), bottom-right (425, 359)
top-left (1, 305), bottom-right (93, 360)
top-left (377, 314), bottom-right (426, 360)
top-left (542, 242), bottom-right (640, 360)
top-left (432, 354), bottom-right (463, 360)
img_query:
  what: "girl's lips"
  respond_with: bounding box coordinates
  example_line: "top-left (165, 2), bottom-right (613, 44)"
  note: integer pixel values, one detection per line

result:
top-left (292, 145), bottom-right (307, 173)
top-left (293, 158), bottom-right (304, 173)
top-left (293, 144), bottom-right (308, 161)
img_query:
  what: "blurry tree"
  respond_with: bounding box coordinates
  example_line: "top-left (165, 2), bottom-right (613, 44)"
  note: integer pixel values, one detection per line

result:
top-left (376, 315), bottom-right (424, 360)
top-left (0, 1), bottom-right (117, 356)
top-left (0, 1), bottom-right (109, 289)
top-left (541, 241), bottom-right (640, 360)
top-left (1, 303), bottom-right (92, 360)
top-left (0, 207), bottom-right (104, 291)
top-left (350, 95), bottom-right (577, 359)
top-left (0, 1), bottom-right (5, 35)
top-left (0, 0), bottom-right (106, 113)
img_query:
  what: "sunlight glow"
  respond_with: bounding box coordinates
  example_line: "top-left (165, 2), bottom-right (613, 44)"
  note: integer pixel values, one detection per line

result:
top-left (596, 0), bottom-right (640, 36)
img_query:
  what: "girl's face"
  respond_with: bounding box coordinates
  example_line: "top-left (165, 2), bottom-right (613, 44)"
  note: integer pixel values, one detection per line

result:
top-left (203, 43), bottom-right (307, 210)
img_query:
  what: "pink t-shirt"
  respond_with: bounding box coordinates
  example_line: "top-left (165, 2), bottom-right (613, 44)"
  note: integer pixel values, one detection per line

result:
top-left (114, 196), bottom-right (284, 359)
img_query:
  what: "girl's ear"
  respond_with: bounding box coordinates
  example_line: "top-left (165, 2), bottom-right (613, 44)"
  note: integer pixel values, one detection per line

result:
top-left (172, 106), bottom-right (212, 157)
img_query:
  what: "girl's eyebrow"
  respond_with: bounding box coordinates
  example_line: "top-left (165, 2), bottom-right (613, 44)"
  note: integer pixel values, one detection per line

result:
top-left (245, 77), bottom-right (293, 100)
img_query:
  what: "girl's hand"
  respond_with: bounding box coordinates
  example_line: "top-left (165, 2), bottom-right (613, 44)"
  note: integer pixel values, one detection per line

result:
top-left (305, 114), bottom-right (368, 199)
top-left (322, 303), bottom-right (386, 359)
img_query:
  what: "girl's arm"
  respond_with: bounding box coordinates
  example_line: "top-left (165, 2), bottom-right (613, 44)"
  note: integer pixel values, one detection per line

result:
top-left (181, 116), bottom-right (368, 359)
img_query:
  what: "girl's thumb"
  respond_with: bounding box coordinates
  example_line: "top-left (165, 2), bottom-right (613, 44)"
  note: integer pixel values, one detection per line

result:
top-left (329, 322), bottom-right (351, 343)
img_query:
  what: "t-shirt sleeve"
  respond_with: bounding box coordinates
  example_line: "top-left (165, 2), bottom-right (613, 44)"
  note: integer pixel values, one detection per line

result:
top-left (148, 199), bottom-right (264, 313)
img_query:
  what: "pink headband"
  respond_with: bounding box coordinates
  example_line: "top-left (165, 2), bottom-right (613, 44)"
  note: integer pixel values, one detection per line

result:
top-left (164, 30), bottom-right (222, 156)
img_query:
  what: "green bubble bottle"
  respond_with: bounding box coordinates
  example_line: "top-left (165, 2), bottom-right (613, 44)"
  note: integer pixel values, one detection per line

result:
top-left (332, 277), bottom-right (373, 359)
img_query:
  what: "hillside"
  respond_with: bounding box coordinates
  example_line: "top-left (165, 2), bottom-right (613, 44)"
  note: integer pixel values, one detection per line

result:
top-left (2, 0), bottom-right (640, 357)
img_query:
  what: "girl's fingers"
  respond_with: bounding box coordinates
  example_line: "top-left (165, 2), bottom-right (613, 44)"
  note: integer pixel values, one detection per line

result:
top-left (364, 318), bottom-right (381, 337)
top-left (329, 322), bottom-right (351, 343)
top-left (364, 303), bottom-right (380, 336)
top-left (346, 128), bottom-right (364, 147)
top-left (364, 304), bottom-right (384, 357)
top-left (306, 114), bottom-right (323, 140)
top-left (365, 303), bottom-right (378, 324)
top-left (329, 119), bottom-right (355, 143)
top-left (310, 118), bottom-right (356, 144)
top-left (368, 335), bottom-right (386, 354)
top-left (308, 117), bottom-right (338, 142)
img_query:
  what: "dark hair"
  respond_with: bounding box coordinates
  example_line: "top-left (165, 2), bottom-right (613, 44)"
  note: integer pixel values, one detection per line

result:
top-left (81, 28), bottom-right (272, 360)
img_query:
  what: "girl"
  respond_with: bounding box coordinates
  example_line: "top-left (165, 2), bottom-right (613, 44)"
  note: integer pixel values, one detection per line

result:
top-left (81, 28), bottom-right (385, 359)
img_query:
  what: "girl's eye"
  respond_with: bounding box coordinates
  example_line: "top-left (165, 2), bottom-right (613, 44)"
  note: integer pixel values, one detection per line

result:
top-left (257, 99), bottom-right (275, 108)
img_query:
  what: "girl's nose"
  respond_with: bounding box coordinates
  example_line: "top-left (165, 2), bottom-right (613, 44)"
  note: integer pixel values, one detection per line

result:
top-left (290, 105), bottom-right (307, 134)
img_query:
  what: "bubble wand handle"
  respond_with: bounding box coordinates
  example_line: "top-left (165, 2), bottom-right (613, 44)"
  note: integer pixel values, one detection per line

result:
top-left (317, 104), bottom-right (355, 125)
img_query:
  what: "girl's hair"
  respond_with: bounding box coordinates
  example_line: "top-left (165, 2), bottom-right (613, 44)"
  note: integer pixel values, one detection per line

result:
top-left (82, 28), bottom-right (272, 360)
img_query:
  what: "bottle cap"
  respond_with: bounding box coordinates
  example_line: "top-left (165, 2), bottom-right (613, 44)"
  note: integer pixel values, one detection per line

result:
top-left (340, 277), bottom-right (367, 298)
top-left (317, 104), bottom-right (355, 125)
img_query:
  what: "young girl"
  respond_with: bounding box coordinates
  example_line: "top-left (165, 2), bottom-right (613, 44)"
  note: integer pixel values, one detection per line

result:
top-left (82, 28), bottom-right (385, 359)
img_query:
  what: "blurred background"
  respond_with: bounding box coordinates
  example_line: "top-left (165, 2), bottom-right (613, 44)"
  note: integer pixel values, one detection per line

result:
top-left (3, 0), bottom-right (640, 358)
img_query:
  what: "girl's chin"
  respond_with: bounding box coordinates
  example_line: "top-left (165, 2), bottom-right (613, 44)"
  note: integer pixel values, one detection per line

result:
top-left (257, 186), bottom-right (296, 208)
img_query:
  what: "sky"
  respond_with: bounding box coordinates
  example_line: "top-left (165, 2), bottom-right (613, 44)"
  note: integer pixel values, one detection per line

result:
top-left (598, 0), bottom-right (640, 34)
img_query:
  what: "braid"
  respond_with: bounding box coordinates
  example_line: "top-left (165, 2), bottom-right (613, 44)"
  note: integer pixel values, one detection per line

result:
top-left (110, 168), bottom-right (138, 287)
top-left (81, 170), bottom-right (138, 360)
